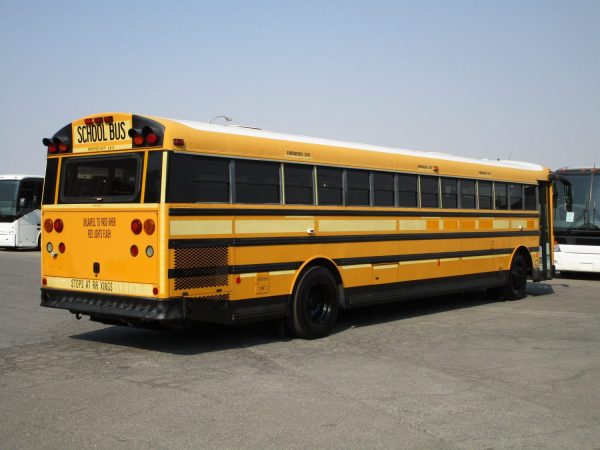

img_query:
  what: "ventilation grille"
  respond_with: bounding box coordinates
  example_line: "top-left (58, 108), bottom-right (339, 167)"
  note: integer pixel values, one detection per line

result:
top-left (173, 247), bottom-right (229, 290)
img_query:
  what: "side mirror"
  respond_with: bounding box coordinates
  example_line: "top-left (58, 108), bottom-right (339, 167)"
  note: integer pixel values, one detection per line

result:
top-left (19, 197), bottom-right (26, 208)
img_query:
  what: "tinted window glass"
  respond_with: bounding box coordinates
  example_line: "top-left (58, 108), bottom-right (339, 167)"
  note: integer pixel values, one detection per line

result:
top-left (18, 181), bottom-right (38, 212)
top-left (144, 151), bottom-right (163, 203)
top-left (61, 154), bottom-right (141, 203)
top-left (42, 158), bottom-right (58, 205)
top-left (420, 176), bottom-right (439, 208)
top-left (509, 183), bottom-right (523, 210)
top-left (441, 178), bottom-right (458, 208)
top-left (317, 167), bottom-right (343, 205)
top-left (284, 164), bottom-right (313, 205)
top-left (168, 154), bottom-right (229, 203)
top-left (235, 160), bottom-right (280, 204)
top-left (524, 185), bottom-right (537, 210)
top-left (478, 181), bottom-right (493, 209)
top-left (346, 169), bottom-right (370, 206)
top-left (495, 182), bottom-right (508, 210)
top-left (460, 179), bottom-right (476, 209)
top-left (397, 174), bottom-right (418, 207)
top-left (373, 172), bottom-right (394, 206)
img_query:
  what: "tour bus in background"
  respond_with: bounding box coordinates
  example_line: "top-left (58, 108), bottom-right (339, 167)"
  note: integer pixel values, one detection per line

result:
top-left (553, 167), bottom-right (600, 274)
top-left (0, 174), bottom-right (43, 249)
top-left (40, 112), bottom-right (556, 339)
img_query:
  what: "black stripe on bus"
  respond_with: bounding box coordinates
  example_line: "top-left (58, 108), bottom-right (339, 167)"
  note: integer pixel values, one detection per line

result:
top-left (169, 207), bottom-right (540, 219)
top-left (334, 248), bottom-right (516, 266)
top-left (169, 230), bottom-right (540, 249)
top-left (168, 247), bottom-right (538, 278)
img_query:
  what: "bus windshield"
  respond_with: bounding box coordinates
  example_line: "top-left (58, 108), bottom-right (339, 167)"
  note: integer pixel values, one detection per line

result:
top-left (0, 180), bottom-right (19, 220)
top-left (554, 171), bottom-right (600, 231)
top-left (60, 153), bottom-right (142, 203)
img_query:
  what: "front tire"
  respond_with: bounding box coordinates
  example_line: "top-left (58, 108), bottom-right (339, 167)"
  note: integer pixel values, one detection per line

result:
top-left (504, 252), bottom-right (528, 300)
top-left (287, 266), bottom-right (339, 339)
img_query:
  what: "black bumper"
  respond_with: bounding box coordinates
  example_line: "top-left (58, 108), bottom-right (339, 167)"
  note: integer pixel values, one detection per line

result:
top-left (40, 288), bottom-right (288, 326)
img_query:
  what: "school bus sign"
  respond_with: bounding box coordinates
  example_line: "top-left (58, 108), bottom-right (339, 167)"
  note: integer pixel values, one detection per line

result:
top-left (72, 113), bottom-right (132, 153)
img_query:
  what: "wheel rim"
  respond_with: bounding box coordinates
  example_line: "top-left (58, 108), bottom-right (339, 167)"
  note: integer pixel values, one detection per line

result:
top-left (305, 282), bottom-right (331, 323)
top-left (511, 259), bottom-right (527, 291)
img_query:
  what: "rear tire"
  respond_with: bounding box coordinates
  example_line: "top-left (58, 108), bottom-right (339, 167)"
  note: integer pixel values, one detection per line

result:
top-left (504, 252), bottom-right (528, 300)
top-left (287, 266), bottom-right (339, 339)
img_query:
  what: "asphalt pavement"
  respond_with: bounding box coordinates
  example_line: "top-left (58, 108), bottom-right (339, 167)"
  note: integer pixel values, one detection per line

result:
top-left (1, 249), bottom-right (599, 449)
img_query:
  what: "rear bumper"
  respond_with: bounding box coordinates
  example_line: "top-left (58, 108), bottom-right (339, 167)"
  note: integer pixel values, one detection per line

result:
top-left (40, 288), bottom-right (288, 326)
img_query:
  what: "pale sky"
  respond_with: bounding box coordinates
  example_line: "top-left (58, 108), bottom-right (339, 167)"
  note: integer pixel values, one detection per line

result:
top-left (1, 0), bottom-right (599, 175)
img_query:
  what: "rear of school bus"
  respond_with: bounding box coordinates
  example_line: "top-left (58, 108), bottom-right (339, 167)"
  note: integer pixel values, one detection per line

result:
top-left (40, 113), bottom-right (174, 326)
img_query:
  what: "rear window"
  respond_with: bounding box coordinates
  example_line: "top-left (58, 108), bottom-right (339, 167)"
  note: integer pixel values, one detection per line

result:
top-left (60, 154), bottom-right (142, 203)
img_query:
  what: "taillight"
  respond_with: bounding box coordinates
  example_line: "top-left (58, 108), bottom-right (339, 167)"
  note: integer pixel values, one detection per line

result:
top-left (132, 133), bottom-right (144, 146)
top-left (53, 218), bottom-right (64, 233)
top-left (44, 219), bottom-right (53, 233)
top-left (145, 132), bottom-right (158, 146)
top-left (131, 219), bottom-right (142, 234)
top-left (58, 242), bottom-right (66, 253)
top-left (130, 245), bottom-right (139, 257)
top-left (143, 219), bottom-right (155, 235)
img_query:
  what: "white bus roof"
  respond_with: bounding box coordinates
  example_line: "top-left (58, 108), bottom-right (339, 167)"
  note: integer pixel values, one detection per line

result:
top-left (171, 118), bottom-right (545, 172)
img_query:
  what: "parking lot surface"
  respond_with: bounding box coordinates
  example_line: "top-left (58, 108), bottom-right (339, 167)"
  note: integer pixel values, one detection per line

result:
top-left (1, 249), bottom-right (599, 449)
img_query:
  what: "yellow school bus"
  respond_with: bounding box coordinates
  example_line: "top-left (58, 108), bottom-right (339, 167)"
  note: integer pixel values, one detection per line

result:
top-left (40, 113), bottom-right (555, 338)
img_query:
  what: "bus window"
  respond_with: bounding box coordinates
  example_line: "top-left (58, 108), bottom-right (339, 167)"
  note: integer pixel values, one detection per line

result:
top-left (61, 154), bottom-right (142, 203)
top-left (235, 160), bottom-right (280, 204)
top-left (397, 174), bottom-right (418, 207)
top-left (460, 179), bottom-right (476, 209)
top-left (478, 181), bottom-right (493, 209)
top-left (168, 154), bottom-right (229, 203)
top-left (42, 159), bottom-right (58, 205)
top-left (495, 182), bottom-right (508, 210)
top-left (420, 176), bottom-right (439, 208)
top-left (284, 164), bottom-right (313, 205)
top-left (346, 169), bottom-right (370, 206)
top-left (524, 185), bottom-right (537, 210)
top-left (317, 167), bottom-right (343, 205)
top-left (509, 183), bottom-right (523, 210)
top-left (441, 178), bottom-right (458, 208)
top-left (144, 151), bottom-right (163, 203)
top-left (373, 172), bottom-right (394, 206)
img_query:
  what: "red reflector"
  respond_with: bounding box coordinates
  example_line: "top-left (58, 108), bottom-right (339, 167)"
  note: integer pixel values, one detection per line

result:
top-left (42, 278), bottom-right (47, 286)
top-left (84, 118), bottom-right (94, 125)
top-left (53, 218), bottom-right (64, 233)
top-left (143, 219), bottom-right (156, 235)
top-left (103, 116), bottom-right (114, 123)
top-left (93, 117), bottom-right (103, 124)
top-left (48, 144), bottom-right (57, 154)
top-left (236, 276), bottom-right (241, 284)
top-left (131, 219), bottom-right (142, 234)
top-left (58, 143), bottom-right (68, 153)
top-left (146, 133), bottom-right (158, 146)
top-left (58, 242), bottom-right (65, 253)
top-left (173, 138), bottom-right (184, 146)
top-left (130, 245), bottom-right (139, 257)
top-left (153, 287), bottom-right (159, 295)
top-left (44, 219), bottom-right (53, 233)
top-left (133, 134), bottom-right (144, 146)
